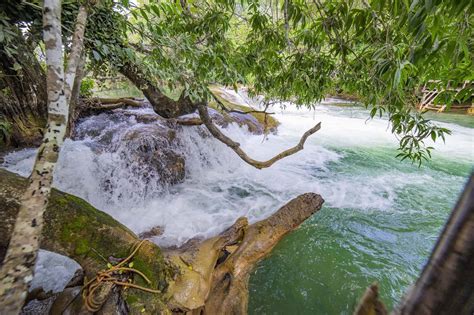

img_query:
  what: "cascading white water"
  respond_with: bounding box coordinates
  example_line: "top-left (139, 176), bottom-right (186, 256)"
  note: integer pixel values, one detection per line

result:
top-left (2, 90), bottom-right (472, 248)
top-left (2, 88), bottom-right (473, 313)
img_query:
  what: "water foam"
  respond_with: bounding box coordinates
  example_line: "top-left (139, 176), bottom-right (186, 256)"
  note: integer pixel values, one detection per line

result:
top-left (2, 90), bottom-right (472, 246)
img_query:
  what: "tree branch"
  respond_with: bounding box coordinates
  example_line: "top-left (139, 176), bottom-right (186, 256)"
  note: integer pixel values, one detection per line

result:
top-left (197, 104), bottom-right (321, 169)
top-left (210, 91), bottom-right (275, 115)
top-left (0, 3), bottom-right (88, 312)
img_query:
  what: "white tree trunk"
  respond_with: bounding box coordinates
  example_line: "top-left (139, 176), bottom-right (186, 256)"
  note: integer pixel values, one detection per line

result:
top-left (0, 2), bottom-right (88, 313)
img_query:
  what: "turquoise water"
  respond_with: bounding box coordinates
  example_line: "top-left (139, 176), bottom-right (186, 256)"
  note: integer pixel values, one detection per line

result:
top-left (248, 107), bottom-right (472, 314)
top-left (3, 98), bottom-right (472, 314)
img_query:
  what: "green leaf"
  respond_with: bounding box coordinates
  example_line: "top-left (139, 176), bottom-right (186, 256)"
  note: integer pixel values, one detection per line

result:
top-left (92, 50), bottom-right (101, 61)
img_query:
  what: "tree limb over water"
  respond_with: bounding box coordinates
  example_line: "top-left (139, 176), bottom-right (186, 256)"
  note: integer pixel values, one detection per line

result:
top-left (197, 103), bottom-right (321, 169)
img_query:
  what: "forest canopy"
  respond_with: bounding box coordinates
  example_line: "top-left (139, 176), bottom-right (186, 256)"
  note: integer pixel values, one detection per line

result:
top-left (0, 0), bottom-right (473, 314)
top-left (0, 0), bottom-right (473, 162)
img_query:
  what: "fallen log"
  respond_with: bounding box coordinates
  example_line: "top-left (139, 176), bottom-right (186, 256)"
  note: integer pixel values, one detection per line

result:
top-left (166, 193), bottom-right (325, 314)
top-left (93, 97), bottom-right (143, 107)
top-left (72, 97), bottom-right (144, 127)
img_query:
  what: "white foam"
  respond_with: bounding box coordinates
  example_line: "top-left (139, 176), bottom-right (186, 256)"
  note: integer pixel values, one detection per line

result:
top-left (2, 89), bottom-right (472, 246)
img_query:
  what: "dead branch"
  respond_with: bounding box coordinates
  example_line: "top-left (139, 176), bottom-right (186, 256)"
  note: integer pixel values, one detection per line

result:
top-left (176, 117), bottom-right (203, 126)
top-left (92, 97), bottom-right (142, 107)
top-left (197, 104), bottom-right (321, 169)
top-left (74, 97), bottom-right (143, 120)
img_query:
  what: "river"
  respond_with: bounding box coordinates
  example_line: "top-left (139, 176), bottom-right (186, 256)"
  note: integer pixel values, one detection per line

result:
top-left (2, 91), bottom-right (473, 314)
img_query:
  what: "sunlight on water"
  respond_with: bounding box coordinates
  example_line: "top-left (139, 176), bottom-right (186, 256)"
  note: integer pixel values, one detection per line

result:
top-left (2, 90), bottom-right (473, 314)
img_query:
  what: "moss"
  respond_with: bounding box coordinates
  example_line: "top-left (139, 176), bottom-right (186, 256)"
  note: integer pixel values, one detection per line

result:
top-left (209, 86), bottom-right (280, 132)
top-left (50, 191), bottom-right (173, 313)
top-left (125, 294), bottom-right (139, 305)
top-left (41, 189), bottom-right (173, 314)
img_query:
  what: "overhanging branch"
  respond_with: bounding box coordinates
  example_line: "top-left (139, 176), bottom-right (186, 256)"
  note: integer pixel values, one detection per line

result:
top-left (197, 104), bottom-right (321, 169)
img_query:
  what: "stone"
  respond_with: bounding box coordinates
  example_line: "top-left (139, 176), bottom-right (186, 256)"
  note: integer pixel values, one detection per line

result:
top-left (0, 169), bottom-right (175, 315)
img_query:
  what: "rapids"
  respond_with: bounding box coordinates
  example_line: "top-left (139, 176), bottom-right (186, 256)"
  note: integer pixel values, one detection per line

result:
top-left (2, 90), bottom-right (473, 314)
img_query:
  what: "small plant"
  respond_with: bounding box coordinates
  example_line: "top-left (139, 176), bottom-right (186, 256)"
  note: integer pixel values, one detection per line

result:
top-left (0, 119), bottom-right (12, 145)
top-left (80, 77), bottom-right (95, 97)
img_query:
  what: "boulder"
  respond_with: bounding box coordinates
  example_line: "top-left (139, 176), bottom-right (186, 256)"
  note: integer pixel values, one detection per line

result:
top-left (122, 124), bottom-right (186, 186)
top-left (0, 169), bottom-right (175, 314)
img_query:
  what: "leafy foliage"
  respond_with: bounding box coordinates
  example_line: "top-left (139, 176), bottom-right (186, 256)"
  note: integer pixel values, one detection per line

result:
top-left (80, 77), bottom-right (94, 97)
top-left (1, 0), bottom-right (473, 164)
top-left (117, 0), bottom-right (472, 164)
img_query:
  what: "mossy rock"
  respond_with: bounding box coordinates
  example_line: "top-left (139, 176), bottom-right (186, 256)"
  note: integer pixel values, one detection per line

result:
top-left (209, 86), bottom-right (280, 133)
top-left (0, 168), bottom-right (174, 314)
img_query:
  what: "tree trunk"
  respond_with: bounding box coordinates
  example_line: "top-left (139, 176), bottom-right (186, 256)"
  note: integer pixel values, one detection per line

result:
top-left (0, 168), bottom-right (173, 315)
top-left (67, 51), bottom-right (87, 137)
top-left (118, 61), bottom-right (197, 118)
top-left (394, 173), bottom-right (474, 315)
top-left (0, 1), bottom-right (87, 312)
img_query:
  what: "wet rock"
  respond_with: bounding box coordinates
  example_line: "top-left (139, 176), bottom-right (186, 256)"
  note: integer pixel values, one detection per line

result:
top-left (49, 286), bottom-right (82, 314)
top-left (177, 108), bottom-right (267, 135)
top-left (122, 124), bottom-right (186, 186)
top-left (139, 226), bottom-right (165, 239)
top-left (21, 296), bottom-right (57, 315)
top-left (0, 169), bottom-right (175, 315)
top-left (227, 111), bottom-right (264, 134)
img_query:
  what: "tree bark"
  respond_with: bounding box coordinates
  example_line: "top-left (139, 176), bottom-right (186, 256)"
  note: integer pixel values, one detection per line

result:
top-left (118, 61), bottom-right (197, 118)
top-left (394, 173), bottom-right (474, 315)
top-left (197, 103), bottom-right (321, 169)
top-left (67, 51), bottom-right (87, 137)
top-left (0, 2), bottom-right (87, 312)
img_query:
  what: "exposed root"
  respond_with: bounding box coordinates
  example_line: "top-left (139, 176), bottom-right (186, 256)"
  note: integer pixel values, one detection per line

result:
top-left (166, 193), bottom-right (324, 314)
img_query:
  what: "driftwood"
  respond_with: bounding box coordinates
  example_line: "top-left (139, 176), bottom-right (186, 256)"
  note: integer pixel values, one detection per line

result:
top-left (197, 103), bottom-right (321, 169)
top-left (85, 97), bottom-right (143, 111)
top-left (93, 97), bottom-right (143, 107)
top-left (73, 97), bottom-right (144, 123)
top-left (166, 193), bottom-right (324, 314)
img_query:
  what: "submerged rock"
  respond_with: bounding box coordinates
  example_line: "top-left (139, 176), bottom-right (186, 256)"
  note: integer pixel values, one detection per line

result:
top-left (122, 124), bottom-right (185, 185)
top-left (139, 226), bottom-right (165, 239)
top-left (70, 99), bottom-right (274, 196)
